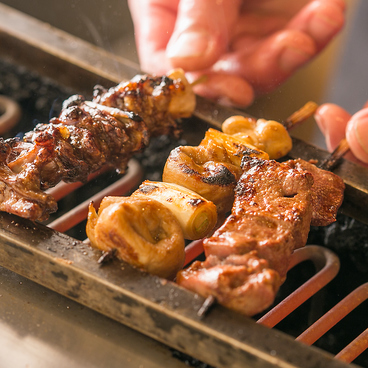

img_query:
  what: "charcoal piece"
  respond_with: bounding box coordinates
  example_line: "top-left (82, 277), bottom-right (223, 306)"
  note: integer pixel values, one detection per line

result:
top-left (308, 214), bottom-right (368, 273)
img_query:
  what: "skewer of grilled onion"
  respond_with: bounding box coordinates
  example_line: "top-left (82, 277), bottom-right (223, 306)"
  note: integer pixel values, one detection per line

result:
top-left (163, 128), bottom-right (269, 213)
top-left (132, 181), bottom-right (218, 240)
top-left (86, 196), bottom-right (185, 279)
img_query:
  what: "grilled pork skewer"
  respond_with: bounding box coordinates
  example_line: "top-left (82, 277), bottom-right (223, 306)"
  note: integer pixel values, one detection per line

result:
top-left (177, 156), bottom-right (345, 317)
top-left (0, 69), bottom-right (195, 221)
top-left (203, 158), bottom-right (314, 277)
top-left (189, 162), bottom-right (344, 317)
top-left (177, 153), bottom-right (344, 317)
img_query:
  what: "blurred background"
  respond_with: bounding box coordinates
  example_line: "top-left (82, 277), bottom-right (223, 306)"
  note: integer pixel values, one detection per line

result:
top-left (0, 0), bottom-right (366, 148)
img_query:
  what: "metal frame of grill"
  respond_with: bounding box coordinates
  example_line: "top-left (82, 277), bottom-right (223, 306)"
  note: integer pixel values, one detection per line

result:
top-left (0, 4), bottom-right (366, 368)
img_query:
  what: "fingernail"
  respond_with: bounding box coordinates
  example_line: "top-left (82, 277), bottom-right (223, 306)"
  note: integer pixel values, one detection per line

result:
top-left (279, 46), bottom-right (311, 73)
top-left (310, 8), bottom-right (343, 38)
top-left (167, 31), bottom-right (211, 58)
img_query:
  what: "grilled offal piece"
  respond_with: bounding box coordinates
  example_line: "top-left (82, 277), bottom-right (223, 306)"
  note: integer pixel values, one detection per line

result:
top-left (0, 69), bottom-right (195, 221)
top-left (93, 69), bottom-right (195, 138)
top-left (0, 102), bottom-right (148, 221)
top-left (177, 252), bottom-right (280, 317)
top-left (178, 157), bottom-right (315, 316)
top-left (286, 158), bottom-right (345, 226)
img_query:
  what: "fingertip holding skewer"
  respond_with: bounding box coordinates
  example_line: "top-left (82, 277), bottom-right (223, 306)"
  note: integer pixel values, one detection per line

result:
top-left (284, 101), bottom-right (319, 131)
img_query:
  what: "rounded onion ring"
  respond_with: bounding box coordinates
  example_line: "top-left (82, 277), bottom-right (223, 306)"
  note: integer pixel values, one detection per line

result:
top-left (86, 196), bottom-right (185, 279)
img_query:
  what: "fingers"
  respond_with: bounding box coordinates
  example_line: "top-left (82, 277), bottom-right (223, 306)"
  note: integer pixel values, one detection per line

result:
top-left (346, 108), bottom-right (368, 164)
top-left (166, 0), bottom-right (242, 71)
top-left (287, 0), bottom-right (346, 51)
top-left (213, 29), bottom-right (317, 94)
top-left (314, 103), bottom-right (350, 151)
top-left (209, 0), bottom-right (345, 97)
top-left (127, 0), bottom-right (179, 73)
top-left (188, 72), bottom-right (255, 107)
top-left (315, 103), bottom-right (368, 165)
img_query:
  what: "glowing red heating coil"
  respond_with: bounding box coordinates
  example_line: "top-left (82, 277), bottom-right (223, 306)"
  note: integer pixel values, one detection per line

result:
top-left (47, 159), bottom-right (143, 233)
top-left (296, 283), bottom-right (368, 363)
top-left (257, 245), bottom-right (340, 328)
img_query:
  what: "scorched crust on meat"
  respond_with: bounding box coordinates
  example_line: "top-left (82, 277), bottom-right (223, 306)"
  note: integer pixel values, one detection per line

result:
top-left (0, 69), bottom-right (195, 221)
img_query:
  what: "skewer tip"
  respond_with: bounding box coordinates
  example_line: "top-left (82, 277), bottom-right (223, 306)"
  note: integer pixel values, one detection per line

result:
top-left (284, 101), bottom-right (319, 131)
top-left (197, 295), bottom-right (216, 318)
top-left (319, 138), bottom-right (350, 171)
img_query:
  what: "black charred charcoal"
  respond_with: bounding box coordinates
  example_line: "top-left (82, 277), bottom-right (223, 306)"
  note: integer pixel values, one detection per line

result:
top-left (308, 214), bottom-right (368, 273)
top-left (170, 349), bottom-right (214, 368)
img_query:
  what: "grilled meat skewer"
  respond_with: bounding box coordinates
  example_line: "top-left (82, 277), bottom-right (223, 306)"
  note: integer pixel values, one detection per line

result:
top-left (0, 69), bottom-right (195, 221)
top-left (177, 155), bottom-right (345, 316)
top-left (93, 68), bottom-right (195, 139)
top-left (285, 158), bottom-right (345, 226)
top-left (203, 157), bottom-right (314, 280)
top-left (0, 103), bottom-right (148, 221)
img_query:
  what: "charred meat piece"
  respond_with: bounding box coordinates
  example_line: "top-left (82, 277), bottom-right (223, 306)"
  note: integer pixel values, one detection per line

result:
top-left (0, 102), bottom-right (148, 221)
top-left (177, 252), bottom-right (281, 317)
top-left (178, 157), bottom-right (314, 316)
top-left (0, 70), bottom-right (196, 221)
top-left (285, 158), bottom-right (345, 226)
top-left (203, 157), bottom-right (314, 280)
top-left (0, 139), bottom-right (57, 221)
top-left (93, 69), bottom-right (195, 139)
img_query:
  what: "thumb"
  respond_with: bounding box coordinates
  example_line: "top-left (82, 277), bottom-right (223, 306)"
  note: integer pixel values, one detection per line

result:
top-left (346, 108), bottom-right (368, 164)
top-left (166, 0), bottom-right (242, 71)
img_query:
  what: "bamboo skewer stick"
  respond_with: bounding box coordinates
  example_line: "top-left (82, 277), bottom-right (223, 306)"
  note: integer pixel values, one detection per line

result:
top-left (283, 101), bottom-right (350, 170)
top-left (283, 101), bottom-right (319, 131)
top-left (319, 138), bottom-right (350, 171)
top-left (197, 295), bottom-right (216, 318)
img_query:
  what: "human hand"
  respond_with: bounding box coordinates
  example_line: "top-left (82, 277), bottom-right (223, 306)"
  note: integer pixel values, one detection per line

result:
top-left (314, 101), bottom-right (368, 167)
top-left (128, 0), bottom-right (345, 107)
